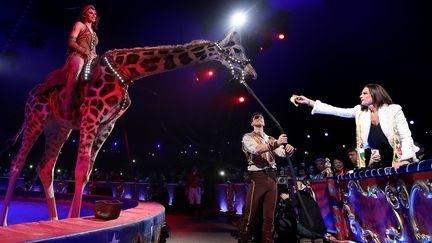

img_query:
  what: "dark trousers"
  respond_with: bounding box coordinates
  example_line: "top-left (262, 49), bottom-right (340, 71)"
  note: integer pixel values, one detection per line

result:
top-left (239, 171), bottom-right (277, 243)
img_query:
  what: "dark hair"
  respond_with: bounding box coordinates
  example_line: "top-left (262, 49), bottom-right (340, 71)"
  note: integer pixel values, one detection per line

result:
top-left (332, 158), bottom-right (344, 165)
top-left (347, 148), bottom-right (357, 153)
top-left (78, 5), bottom-right (99, 30)
top-left (314, 158), bottom-right (325, 164)
top-left (361, 84), bottom-right (393, 111)
top-left (251, 112), bottom-right (264, 122)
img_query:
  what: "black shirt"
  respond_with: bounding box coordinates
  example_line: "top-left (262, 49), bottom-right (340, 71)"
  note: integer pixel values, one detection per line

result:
top-left (366, 123), bottom-right (393, 167)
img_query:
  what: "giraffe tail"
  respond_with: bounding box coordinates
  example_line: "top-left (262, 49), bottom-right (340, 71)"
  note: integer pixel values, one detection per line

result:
top-left (0, 122), bottom-right (25, 156)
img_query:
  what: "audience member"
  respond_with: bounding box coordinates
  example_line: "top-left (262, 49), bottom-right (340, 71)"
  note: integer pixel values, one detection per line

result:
top-left (333, 158), bottom-right (348, 176)
top-left (185, 166), bottom-right (203, 216)
top-left (346, 148), bottom-right (358, 170)
top-left (278, 182), bottom-right (327, 240)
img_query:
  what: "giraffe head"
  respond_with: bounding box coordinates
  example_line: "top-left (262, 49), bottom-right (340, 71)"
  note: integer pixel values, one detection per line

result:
top-left (215, 30), bottom-right (257, 82)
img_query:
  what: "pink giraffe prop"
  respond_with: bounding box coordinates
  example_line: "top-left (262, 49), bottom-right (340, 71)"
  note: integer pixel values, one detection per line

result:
top-left (0, 30), bottom-right (256, 225)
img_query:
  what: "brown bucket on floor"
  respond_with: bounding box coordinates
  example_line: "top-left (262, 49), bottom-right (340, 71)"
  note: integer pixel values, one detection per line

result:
top-left (94, 200), bottom-right (123, 220)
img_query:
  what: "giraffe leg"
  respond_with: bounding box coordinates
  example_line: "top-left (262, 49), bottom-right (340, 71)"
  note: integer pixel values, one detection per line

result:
top-left (68, 121), bottom-right (116, 218)
top-left (68, 132), bottom-right (94, 218)
top-left (0, 119), bottom-right (46, 225)
top-left (36, 124), bottom-right (71, 220)
top-left (89, 122), bottom-right (116, 176)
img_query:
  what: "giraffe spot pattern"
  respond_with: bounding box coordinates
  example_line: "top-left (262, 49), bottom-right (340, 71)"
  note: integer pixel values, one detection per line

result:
top-left (100, 84), bottom-right (115, 97)
top-left (115, 56), bottom-right (125, 64)
top-left (199, 54), bottom-right (207, 61)
top-left (127, 67), bottom-right (140, 78)
top-left (158, 50), bottom-right (170, 55)
top-left (87, 89), bottom-right (96, 97)
top-left (93, 79), bottom-right (103, 89)
top-left (90, 108), bottom-right (99, 117)
top-left (106, 95), bottom-right (119, 106)
top-left (39, 96), bottom-right (48, 103)
top-left (179, 52), bottom-right (193, 65)
top-left (104, 74), bottom-right (115, 83)
top-left (190, 46), bottom-right (204, 52)
top-left (96, 100), bottom-right (104, 110)
top-left (164, 55), bottom-right (176, 70)
top-left (102, 107), bottom-right (109, 116)
top-left (146, 65), bottom-right (158, 72)
top-left (90, 99), bottom-right (98, 106)
top-left (193, 50), bottom-right (205, 58)
top-left (35, 104), bottom-right (44, 111)
top-left (173, 48), bottom-right (186, 53)
top-left (90, 99), bottom-right (104, 110)
top-left (140, 57), bottom-right (160, 71)
top-left (126, 54), bottom-right (140, 65)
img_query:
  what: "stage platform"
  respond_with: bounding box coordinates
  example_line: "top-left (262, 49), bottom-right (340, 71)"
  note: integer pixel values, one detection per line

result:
top-left (0, 192), bottom-right (165, 243)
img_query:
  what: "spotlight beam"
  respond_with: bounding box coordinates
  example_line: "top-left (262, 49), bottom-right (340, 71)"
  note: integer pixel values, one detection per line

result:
top-left (231, 12), bottom-right (247, 27)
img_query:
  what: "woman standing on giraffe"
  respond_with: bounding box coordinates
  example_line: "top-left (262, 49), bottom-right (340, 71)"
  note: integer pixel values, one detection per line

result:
top-left (62, 5), bottom-right (99, 111)
top-left (294, 84), bottom-right (418, 169)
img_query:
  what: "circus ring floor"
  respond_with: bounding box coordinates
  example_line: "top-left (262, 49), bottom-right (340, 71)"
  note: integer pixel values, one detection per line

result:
top-left (0, 191), bottom-right (165, 243)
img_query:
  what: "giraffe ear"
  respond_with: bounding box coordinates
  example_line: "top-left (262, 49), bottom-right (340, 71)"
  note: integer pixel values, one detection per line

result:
top-left (220, 29), bottom-right (241, 48)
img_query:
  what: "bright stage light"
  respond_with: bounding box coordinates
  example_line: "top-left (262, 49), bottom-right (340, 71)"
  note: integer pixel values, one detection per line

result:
top-left (238, 96), bottom-right (245, 103)
top-left (231, 12), bottom-right (247, 27)
top-left (278, 33), bottom-right (286, 40)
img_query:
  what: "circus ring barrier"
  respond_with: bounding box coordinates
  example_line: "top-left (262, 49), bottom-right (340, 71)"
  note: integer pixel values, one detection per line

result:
top-left (0, 178), bottom-right (247, 215)
top-left (0, 190), bottom-right (165, 242)
top-left (308, 159), bottom-right (432, 242)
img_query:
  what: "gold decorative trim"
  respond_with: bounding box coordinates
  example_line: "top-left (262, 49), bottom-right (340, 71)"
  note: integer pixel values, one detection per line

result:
top-left (409, 180), bottom-right (432, 242)
top-left (363, 229), bottom-right (381, 242)
top-left (397, 181), bottom-right (410, 209)
top-left (348, 180), bottom-right (379, 198)
top-left (343, 204), bottom-right (381, 242)
top-left (385, 180), bottom-right (409, 210)
top-left (345, 180), bottom-right (406, 242)
top-left (385, 183), bottom-right (400, 209)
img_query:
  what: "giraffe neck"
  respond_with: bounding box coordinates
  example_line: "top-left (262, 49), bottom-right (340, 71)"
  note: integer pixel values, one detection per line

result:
top-left (105, 40), bottom-right (219, 82)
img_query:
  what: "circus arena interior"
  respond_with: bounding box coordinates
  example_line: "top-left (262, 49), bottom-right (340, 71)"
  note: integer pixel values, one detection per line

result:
top-left (1, 0), bottom-right (431, 242)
